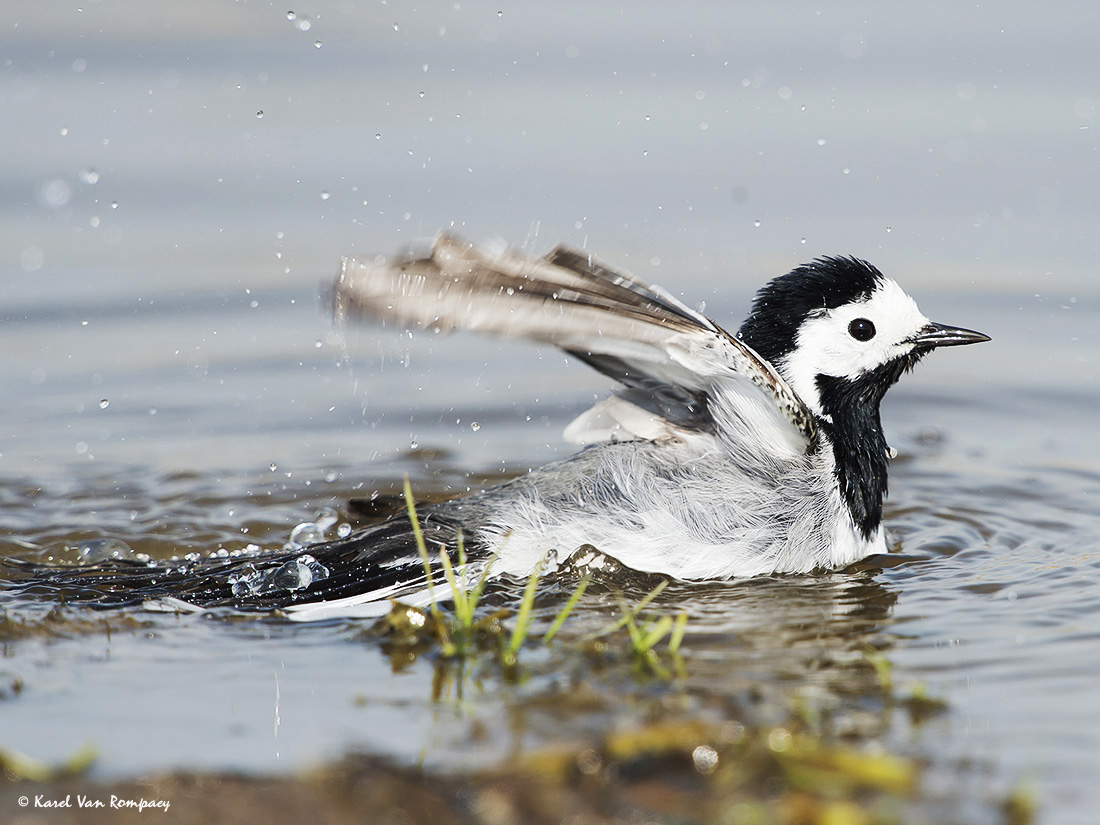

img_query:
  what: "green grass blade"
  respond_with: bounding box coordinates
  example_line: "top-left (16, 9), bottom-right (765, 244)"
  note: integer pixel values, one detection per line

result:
top-left (437, 544), bottom-right (469, 627)
top-left (639, 614), bottom-right (674, 652)
top-left (403, 476), bottom-right (439, 618)
top-left (508, 560), bottom-right (543, 656)
top-left (462, 530), bottom-right (497, 615)
top-left (667, 612), bottom-right (689, 655)
top-left (542, 574), bottom-right (591, 644)
top-left (587, 579), bottom-right (670, 640)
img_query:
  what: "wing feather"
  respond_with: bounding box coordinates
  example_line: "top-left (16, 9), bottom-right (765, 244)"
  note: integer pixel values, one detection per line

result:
top-left (333, 233), bottom-right (816, 450)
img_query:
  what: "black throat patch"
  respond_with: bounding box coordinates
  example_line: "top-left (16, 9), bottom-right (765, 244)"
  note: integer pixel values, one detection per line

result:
top-left (815, 354), bottom-right (923, 539)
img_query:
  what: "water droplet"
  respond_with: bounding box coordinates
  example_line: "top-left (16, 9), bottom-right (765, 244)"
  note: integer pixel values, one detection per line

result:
top-left (644, 114), bottom-right (651, 121)
top-left (337, 523), bottom-right (352, 538)
top-left (320, 190), bottom-right (330, 200)
top-left (410, 440), bottom-right (419, 450)
top-left (375, 133), bottom-right (381, 140)
top-left (800, 237), bottom-right (807, 244)
top-left (99, 398), bottom-right (109, 409)
top-left (111, 201), bottom-right (118, 209)
top-left (497, 9), bottom-right (503, 16)
top-left (885, 226), bottom-right (892, 233)
top-left (816, 138), bottom-right (826, 146)
top-left (314, 506), bottom-right (339, 531)
top-left (314, 40), bottom-right (322, 49)
top-left (41, 178), bottom-right (72, 208)
top-left (79, 167), bottom-right (100, 185)
top-left (418, 90), bottom-right (425, 98)
top-left (89, 216), bottom-right (100, 228)
top-left (289, 521), bottom-right (325, 548)
top-left (842, 167), bottom-right (850, 175)
top-left (753, 219), bottom-right (761, 227)
top-left (692, 745), bottom-right (719, 775)
top-left (471, 421), bottom-right (480, 432)
top-left (270, 462), bottom-right (278, 471)
top-left (393, 22), bottom-right (399, 31)
top-left (287, 11), bottom-right (296, 20)
top-left (77, 537), bottom-right (134, 563)
top-left (59, 125), bottom-right (69, 136)
top-left (256, 110), bottom-right (264, 118)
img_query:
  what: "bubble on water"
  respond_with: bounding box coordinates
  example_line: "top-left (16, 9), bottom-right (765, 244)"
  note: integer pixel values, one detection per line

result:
top-left (753, 220), bottom-right (761, 227)
top-left (314, 506), bottom-right (339, 531)
top-left (231, 554), bottom-right (330, 598)
top-left (693, 745), bottom-right (719, 775)
top-left (800, 237), bottom-right (807, 244)
top-left (288, 521), bottom-right (325, 548)
top-left (79, 167), bottom-right (99, 185)
top-left (337, 523), bottom-right (352, 538)
top-left (256, 110), bottom-right (264, 118)
top-left (375, 133), bottom-right (381, 140)
top-left (99, 398), bottom-right (109, 409)
top-left (77, 537), bottom-right (134, 563)
top-left (410, 439), bottom-right (419, 450)
top-left (314, 40), bottom-right (322, 49)
top-left (270, 462), bottom-right (278, 472)
top-left (419, 90), bottom-right (425, 98)
top-left (470, 421), bottom-right (480, 432)
top-left (111, 201), bottom-right (118, 209)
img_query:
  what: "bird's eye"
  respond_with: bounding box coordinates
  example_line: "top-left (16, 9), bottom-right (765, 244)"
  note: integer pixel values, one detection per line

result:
top-left (848, 318), bottom-right (876, 341)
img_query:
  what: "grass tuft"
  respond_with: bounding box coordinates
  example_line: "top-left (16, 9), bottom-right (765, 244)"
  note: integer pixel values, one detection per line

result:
top-left (380, 482), bottom-right (688, 678)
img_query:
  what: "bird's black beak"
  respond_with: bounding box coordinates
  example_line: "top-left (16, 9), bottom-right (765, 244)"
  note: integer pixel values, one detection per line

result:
top-left (910, 322), bottom-right (991, 349)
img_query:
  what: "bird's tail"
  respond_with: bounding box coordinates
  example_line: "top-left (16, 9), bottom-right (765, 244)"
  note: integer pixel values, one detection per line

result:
top-left (1, 514), bottom-right (468, 617)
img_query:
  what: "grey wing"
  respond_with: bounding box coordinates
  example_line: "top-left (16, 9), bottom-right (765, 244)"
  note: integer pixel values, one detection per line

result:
top-left (333, 233), bottom-right (816, 452)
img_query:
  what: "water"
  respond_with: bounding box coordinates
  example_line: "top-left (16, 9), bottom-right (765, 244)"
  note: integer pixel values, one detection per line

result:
top-left (3, 2), bottom-right (1100, 822)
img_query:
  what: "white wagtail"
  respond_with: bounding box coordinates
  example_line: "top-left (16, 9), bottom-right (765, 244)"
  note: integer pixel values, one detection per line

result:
top-left (272, 233), bottom-right (984, 619)
top-left (5, 234), bottom-right (987, 618)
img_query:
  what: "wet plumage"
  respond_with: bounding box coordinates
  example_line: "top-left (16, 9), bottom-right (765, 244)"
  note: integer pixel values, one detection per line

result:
top-left (3, 235), bottom-right (988, 619)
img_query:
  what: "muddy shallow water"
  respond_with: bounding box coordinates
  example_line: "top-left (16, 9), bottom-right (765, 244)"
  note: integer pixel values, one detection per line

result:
top-left (4, 3), bottom-right (1100, 823)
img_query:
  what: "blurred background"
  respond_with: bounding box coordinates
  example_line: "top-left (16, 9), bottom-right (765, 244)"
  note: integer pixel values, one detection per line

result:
top-left (3, 0), bottom-right (1096, 479)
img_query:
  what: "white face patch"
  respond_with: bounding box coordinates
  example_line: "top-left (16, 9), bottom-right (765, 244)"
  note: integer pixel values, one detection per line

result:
top-left (780, 277), bottom-right (930, 418)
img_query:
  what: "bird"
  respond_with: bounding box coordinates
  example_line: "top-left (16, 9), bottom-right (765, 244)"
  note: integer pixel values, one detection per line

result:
top-left (3, 234), bottom-right (988, 620)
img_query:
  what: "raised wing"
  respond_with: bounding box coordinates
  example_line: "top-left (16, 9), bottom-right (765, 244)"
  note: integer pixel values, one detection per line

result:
top-left (333, 233), bottom-right (816, 452)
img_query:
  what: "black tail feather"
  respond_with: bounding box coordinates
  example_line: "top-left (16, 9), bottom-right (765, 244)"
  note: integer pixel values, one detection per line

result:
top-left (1, 514), bottom-right (470, 613)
